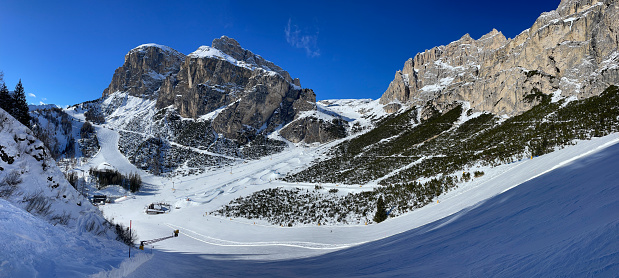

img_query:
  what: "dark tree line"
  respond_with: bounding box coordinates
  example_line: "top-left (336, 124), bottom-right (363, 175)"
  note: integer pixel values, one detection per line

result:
top-left (0, 72), bottom-right (31, 128)
top-left (89, 167), bottom-right (142, 192)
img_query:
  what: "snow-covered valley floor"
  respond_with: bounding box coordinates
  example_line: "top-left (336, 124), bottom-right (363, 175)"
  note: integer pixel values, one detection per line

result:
top-left (85, 123), bottom-right (619, 277)
top-left (2, 120), bottom-right (617, 277)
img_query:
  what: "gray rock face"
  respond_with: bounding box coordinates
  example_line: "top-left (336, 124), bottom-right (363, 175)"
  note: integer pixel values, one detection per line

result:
top-left (380, 0), bottom-right (619, 116)
top-left (279, 117), bottom-right (347, 144)
top-left (102, 37), bottom-right (342, 143)
top-left (102, 44), bottom-right (185, 98)
top-left (212, 36), bottom-right (294, 83)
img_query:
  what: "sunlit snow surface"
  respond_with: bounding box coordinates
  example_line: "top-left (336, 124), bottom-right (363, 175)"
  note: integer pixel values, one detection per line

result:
top-left (102, 134), bottom-right (618, 277)
top-left (95, 123), bottom-right (619, 277)
top-left (1, 115), bottom-right (618, 276)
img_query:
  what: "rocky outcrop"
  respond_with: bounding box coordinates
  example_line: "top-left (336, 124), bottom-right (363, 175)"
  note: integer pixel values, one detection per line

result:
top-left (102, 44), bottom-right (185, 98)
top-left (211, 36), bottom-right (295, 83)
top-left (380, 0), bottom-right (618, 116)
top-left (102, 36), bottom-right (343, 143)
top-left (280, 117), bottom-right (347, 144)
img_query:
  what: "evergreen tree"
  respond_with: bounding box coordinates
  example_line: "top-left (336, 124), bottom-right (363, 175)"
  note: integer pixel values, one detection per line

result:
top-left (0, 80), bottom-right (10, 113)
top-left (373, 196), bottom-right (388, 223)
top-left (12, 79), bottom-right (31, 128)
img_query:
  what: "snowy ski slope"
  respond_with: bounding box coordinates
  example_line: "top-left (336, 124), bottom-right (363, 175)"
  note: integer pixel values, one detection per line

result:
top-left (86, 123), bottom-right (619, 277)
top-left (1, 114), bottom-right (617, 276)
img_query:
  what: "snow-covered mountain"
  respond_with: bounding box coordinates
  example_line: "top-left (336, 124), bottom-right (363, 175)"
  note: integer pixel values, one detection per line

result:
top-left (229, 0), bottom-right (619, 225)
top-left (380, 0), bottom-right (618, 117)
top-left (5, 0), bottom-right (617, 275)
top-left (119, 135), bottom-right (619, 277)
top-left (69, 37), bottom-right (348, 176)
top-left (101, 36), bottom-right (346, 144)
top-left (0, 107), bottom-right (135, 276)
top-left (4, 107), bottom-right (618, 276)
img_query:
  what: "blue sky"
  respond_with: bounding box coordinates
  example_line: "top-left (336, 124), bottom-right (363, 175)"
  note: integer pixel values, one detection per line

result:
top-left (0, 0), bottom-right (560, 107)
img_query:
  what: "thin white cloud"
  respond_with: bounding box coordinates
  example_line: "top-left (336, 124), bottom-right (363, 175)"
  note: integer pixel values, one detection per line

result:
top-left (285, 18), bottom-right (320, 58)
top-left (42, 97), bottom-right (47, 101)
top-left (28, 93), bottom-right (36, 98)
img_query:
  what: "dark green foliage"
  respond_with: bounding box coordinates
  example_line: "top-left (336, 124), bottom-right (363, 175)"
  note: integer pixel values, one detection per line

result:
top-left (79, 121), bottom-right (100, 157)
top-left (227, 85), bottom-right (619, 226)
top-left (89, 167), bottom-right (142, 192)
top-left (113, 222), bottom-right (136, 246)
top-left (215, 187), bottom-right (374, 226)
top-left (65, 171), bottom-right (78, 190)
top-left (0, 81), bottom-right (10, 113)
top-left (286, 104), bottom-right (463, 184)
top-left (525, 70), bottom-right (542, 78)
top-left (215, 175), bottom-right (458, 225)
top-left (30, 108), bottom-right (75, 159)
top-left (462, 172), bottom-right (471, 182)
top-left (80, 121), bottom-right (95, 138)
top-left (292, 85), bottom-right (619, 187)
top-left (127, 172), bottom-right (142, 193)
top-left (373, 196), bottom-right (387, 223)
top-left (84, 109), bottom-right (105, 124)
top-left (524, 88), bottom-right (549, 104)
top-left (525, 70), bottom-right (555, 81)
top-left (11, 80), bottom-right (31, 128)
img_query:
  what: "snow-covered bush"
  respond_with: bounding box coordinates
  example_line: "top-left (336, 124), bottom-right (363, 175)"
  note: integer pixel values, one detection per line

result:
top-left (2, 169), bottom-right (21, 186)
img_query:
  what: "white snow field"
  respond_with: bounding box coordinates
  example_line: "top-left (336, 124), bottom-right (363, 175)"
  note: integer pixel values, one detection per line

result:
top-left (1, 114), bottom-right (617, 276)
top-left (87, 124), bottom-right (618, 277)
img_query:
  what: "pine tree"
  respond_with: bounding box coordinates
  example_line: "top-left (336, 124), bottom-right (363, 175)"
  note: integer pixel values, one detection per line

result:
top-left (12, 79), bottom-right (31, 128)
top-left (0, 80), bottom-right (10, 113)
top-left (373, 196), bottom-right (388, 223)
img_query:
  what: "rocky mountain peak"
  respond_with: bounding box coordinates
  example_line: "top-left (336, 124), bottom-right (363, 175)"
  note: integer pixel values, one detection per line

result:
top-left (556, 0), bottom-right (603, 17)
top-left (103, 43), bottom-right (184, 98)
top-left (99, 36), bottom-right (343, 144)
top-left (128, 43), bottom-right (183, 57)
top-left (211, 36), bottom-right (244, 59)
top-left (380, 0), bottom-right (618, 117)
top-left (211, 36), bottom-right (293, 83)
top-left (458, 33), bottom-right (474, 43)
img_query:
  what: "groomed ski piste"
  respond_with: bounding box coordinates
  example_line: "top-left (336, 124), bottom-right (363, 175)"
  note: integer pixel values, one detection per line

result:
top-left (86, 114), bottom-right (618, 277)
top-left (3, 113), bottom-right (617, 276)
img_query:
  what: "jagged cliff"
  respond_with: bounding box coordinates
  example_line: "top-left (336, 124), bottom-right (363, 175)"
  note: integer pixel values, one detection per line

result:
top-left (102, 36), bottom-right (343, 143)
top-left (380, 0), bottom-right (618, 116)
top-left (102, 44), bottom-right (185, 98)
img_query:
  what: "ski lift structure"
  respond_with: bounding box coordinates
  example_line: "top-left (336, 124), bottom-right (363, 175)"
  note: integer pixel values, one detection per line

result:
top-left (145, 202), bottom-right (171, 215)
top-left (139, 229), bottom-right (180, 250)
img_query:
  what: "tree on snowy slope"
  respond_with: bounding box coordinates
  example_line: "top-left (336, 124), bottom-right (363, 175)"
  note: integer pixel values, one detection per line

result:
top-left (373, 196), bottom-right (388, 223)
top-left (11, 79), bottom-right (31, 128)
top-left (0, 72), bottom-right (11, 113)
top-left (0, 82), bottom-right (10, 113)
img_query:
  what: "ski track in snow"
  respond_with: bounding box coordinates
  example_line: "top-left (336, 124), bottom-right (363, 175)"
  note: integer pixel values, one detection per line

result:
top-left (116, 133), bottom-right (619, 277)
top-left (4, 106), bottom-right (618, 276)
top-left (165, 223), bottom-right (360, 250)
top-left (67, 118), bottom-right (619, 277)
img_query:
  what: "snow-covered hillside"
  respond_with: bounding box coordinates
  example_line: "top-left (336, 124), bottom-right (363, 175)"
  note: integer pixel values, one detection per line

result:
top-left (0, 108), bottom-right (129, 276)
top-left (119, 134), bottom-right (619, 277)
top-left (99, 131), bottom-right (618, 277)
top-left (0, 198), bottom-right (132, 277)
top-left (2, 95), bottom-right (618, 275)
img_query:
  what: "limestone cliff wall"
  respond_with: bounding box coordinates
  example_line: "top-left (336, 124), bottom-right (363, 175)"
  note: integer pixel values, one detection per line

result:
top-left (380, 0), bottom-right (619, 116)
top-left (101, 37), bottom-right (340, 143)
